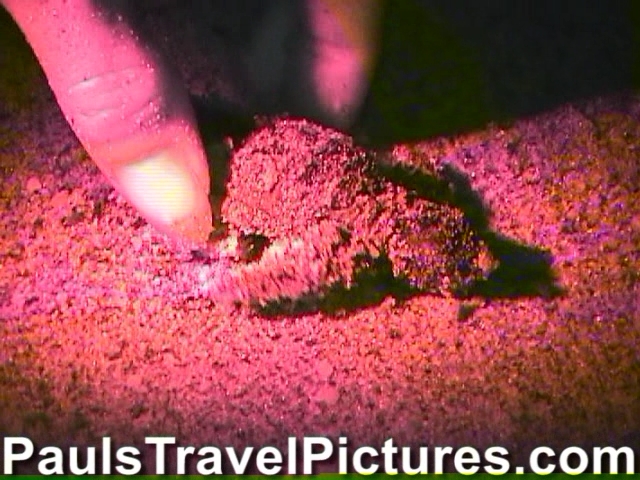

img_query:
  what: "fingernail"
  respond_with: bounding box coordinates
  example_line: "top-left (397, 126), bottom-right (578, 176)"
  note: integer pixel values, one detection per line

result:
top-left (116, 151), bottom-right (212, 242)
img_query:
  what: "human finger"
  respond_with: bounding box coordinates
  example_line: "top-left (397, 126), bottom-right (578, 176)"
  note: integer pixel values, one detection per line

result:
top-left (2, 0), bottom-right (213, 243)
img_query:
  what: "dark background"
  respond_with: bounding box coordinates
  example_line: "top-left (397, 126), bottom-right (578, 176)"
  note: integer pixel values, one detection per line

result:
top-left (361, 1), bottom-right (636, 143)
top-left (1, 1), bottom-right (637, 144)
top-left (104, 0), bottom-right (638, 142)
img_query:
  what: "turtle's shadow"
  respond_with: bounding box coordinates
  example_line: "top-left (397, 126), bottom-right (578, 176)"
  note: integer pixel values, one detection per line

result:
top-left (257, 158), bottom-right (564, 318)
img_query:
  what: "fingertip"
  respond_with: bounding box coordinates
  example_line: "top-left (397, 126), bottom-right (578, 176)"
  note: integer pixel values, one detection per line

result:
top-left (171, 192), bottom-right (213, 244)
top-left (115, 151), bottom-right (212, 244)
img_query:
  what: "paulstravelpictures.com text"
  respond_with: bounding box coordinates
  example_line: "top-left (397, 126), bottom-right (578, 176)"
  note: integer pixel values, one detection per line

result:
top-left (2, 436), bottom-right (637, 475)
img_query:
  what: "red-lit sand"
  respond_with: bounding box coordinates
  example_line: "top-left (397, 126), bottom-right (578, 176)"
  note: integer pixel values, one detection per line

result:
top-left (1, 85), bottom-right (639, 472)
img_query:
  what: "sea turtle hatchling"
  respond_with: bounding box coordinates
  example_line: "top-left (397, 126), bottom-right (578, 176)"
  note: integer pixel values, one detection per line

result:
top-left (203, 117), bottom-right (491, 308)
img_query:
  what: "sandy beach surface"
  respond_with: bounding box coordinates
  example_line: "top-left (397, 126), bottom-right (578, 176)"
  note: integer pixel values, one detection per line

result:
top-left (1, 2), bottom-right (638, 474)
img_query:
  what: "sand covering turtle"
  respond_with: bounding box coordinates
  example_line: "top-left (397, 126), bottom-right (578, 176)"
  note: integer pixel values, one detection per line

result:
top-left (204, 118), bottom-right (492, 309)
